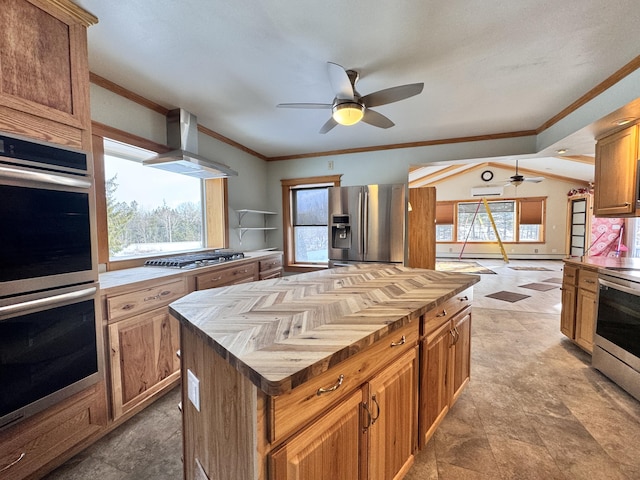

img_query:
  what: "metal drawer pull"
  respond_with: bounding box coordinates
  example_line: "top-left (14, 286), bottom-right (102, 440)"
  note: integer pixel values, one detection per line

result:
top-left (584, 279), bottom-right (596, 284)
top-left (458, 295), bottom-right (469, 301)
top-left (316, 374), bottom-right (344, 396)
top-left (390, 335), bottom-right (406, 347)
top-left (371, 394), bottom-right (381, 424)
top-left (0, 452), bottom-right (26, 472)
top-left (436, 310), bottom-right (447, 317)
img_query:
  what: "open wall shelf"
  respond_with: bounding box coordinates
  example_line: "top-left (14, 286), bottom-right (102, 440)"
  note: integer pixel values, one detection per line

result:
top-left (236, 209), bottom-right (278, 244)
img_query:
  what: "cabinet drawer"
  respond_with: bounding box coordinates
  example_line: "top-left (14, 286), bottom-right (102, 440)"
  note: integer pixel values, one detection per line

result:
top-left (196, 262), bottom-right (258, 290)
top-left (0, 384), bottom-right (105, 480)
top-left (563, 264), bottom-right (578, 285)
top-left (259, 256), bottom-right (282, 272)
top-left (268, 321), bottom-right (419, 444)
top-left (578, 269), bottom-right (599, 292)
top-left (423, 287), bottom-right (473, 336)
top-left (259, 267), bottom-right (283, 280)
top-left (107, 278), bottom-right (187, 322)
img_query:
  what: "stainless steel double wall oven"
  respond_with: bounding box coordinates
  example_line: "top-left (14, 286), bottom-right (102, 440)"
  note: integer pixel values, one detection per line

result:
top-left (0, 133), bottom-right (101, 430)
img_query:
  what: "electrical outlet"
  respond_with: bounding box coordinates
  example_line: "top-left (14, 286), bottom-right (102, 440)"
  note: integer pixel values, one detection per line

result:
top-left (187, 369), bottom-right (200, 412)
top-left (328, 160), bottom-right (334, 170)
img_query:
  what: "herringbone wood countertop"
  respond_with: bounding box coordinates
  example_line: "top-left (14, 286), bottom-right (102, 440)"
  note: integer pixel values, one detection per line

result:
top-left (170, 263), bottom-right (479, 395)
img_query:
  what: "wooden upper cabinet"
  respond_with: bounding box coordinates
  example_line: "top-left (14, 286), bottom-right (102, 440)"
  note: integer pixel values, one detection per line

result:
top-left (594, 123), bottom-right (639, 217)
top-left (0, 0), bottom-right (97, 149)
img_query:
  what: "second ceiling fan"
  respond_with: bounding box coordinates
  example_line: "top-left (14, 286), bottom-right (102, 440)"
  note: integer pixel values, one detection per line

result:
top-left (277, 62), bottom-right (424, 134)
top-left (505, 160), bottom-right (545, 186)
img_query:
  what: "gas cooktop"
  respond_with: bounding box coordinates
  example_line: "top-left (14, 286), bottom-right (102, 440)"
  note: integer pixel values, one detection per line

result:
top-left (144, 251), bottom-right (244, 269)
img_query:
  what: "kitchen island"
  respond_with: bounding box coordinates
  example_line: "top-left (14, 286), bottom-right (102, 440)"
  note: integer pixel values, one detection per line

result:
top-left (170, 263), bottom-right (479, 480)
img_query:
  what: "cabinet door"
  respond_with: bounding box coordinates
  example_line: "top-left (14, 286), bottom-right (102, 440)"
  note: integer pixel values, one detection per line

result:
top-left (594, 125), bottom-right (639, 216)
top-left (0, 0), bottom-right (95, 148)
top-left (419, 320), bottom-right (451, 447)
top-left (575, 288), bottom-right (597, 353)
top-left (560, 283), bottom-right (577, 339)
top-left (366, 347), bottom-right (417, 480)
top-left (450, 308), bottom-right (471, 406)
top-left (108, 308), bottom-right (181, 419)
top-left (269, 390), bottom-right (363, 480)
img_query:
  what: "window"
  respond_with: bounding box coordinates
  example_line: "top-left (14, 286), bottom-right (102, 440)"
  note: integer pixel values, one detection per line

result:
top-left (292, 187), bottom-right (329, 263)
top-left (458, 200), bottom-right (515, 242)
top-left (281, 175), bottom-right (341, 271)
top-left (435, 197), bottom-right (545, 243)
top-left (103, 139), bottom-right (204, 259)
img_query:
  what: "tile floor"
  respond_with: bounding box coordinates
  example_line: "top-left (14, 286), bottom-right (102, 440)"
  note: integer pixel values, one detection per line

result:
top-left (44, 260), bottom-right (640, 479)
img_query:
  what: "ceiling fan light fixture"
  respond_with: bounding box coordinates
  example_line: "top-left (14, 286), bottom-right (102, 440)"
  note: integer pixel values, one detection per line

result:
top-left (332, 102), bottom-right (364, 126)
top-left (511, 178), bottom-right (524, 186)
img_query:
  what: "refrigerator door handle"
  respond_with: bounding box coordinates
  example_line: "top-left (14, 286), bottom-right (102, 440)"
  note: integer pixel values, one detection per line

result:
top-left (363, 190), bottom-right (369, 255)
top-left (358, 191), bottom-right (363, 255)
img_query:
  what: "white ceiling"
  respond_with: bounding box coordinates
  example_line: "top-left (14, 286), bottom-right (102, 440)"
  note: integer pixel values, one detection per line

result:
top-left (76, 0), bottom-right (640, 159)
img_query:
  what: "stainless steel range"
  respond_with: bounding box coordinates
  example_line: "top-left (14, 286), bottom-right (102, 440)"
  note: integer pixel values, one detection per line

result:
top-left (144, 251), bottom-right (244, 269)
top-left (593, 268), bottom-right (640, 401)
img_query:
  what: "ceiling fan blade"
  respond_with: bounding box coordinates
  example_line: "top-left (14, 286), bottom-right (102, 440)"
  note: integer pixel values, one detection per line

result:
top-left (327, 62), bottom-right (354, 100)
top-left (361, 83), bottom-right (424, 107)
top-left (361, 109), bottom-right (395, 129)
top-left (524, 177), bottom-right (545, 183)
top-left (277, 103), bottom-right (332, 109)
top-left (319, 117), bottom-right (338, 134)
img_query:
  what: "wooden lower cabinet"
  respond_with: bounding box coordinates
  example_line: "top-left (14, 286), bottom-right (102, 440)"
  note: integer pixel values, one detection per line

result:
top-left (270, 391), bottom-right (363, 480)
top-left (419, 306), bottom-right (472, 446)
top-left (419, 321), bottom-right (451, 444)
top-left (575, 287), bottom-right (597, 353)
top-left (560, 262), bottom-right (597, 353)
top-left (269, 348), bottom-right (418, 480)
top-left (108, 307), bottom-right (181, 419)
top-left (365, 348), bottom-right (418, 480)
top-left (450, 310), bottom-right (471, 405)
top-left (560, 282), bottom-right (577, 338)
top-left (0, 383), bottom-right (106, 480)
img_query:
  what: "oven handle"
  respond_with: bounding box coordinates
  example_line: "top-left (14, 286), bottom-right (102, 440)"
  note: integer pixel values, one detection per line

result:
top-left (0, 286), bottom-right (97, 317)
top-left (599, 278), bottom-right (640, 297)
top-left (0, 165), bottom-right (91, 189)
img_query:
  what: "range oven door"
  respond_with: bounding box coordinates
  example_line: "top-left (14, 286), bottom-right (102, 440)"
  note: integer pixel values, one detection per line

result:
top-left (593, 275), bottom-right (640, 401)
top-left (0, 284), bottom-right (102, 430)
top-left (0, 163), bottom-right (96, 297)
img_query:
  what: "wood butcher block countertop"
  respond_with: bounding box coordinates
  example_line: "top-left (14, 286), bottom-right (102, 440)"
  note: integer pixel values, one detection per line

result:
top-left (170, 263), bottom-right (479, 396)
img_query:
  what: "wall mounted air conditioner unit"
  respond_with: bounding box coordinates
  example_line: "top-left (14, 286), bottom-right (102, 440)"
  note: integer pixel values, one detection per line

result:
top-left (471, 185), bottom-right (503, 197)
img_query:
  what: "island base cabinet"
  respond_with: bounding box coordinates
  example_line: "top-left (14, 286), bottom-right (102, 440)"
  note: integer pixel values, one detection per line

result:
top-left (365, 348), bottom-right (418, 480)
top-left (419, 306), bottom-right (472, 447)
top-left (269, 391), bottom-right (364, 480)
top-left (270, 347), bottom-right (418, 480)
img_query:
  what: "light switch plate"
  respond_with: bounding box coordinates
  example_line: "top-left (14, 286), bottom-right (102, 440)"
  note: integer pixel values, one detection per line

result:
top-left (187, 369), bottom-right (200, 412)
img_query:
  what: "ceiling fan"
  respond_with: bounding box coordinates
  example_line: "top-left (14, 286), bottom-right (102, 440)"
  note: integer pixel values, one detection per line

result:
top-left (505, 160), bottom-right (544, 186)
top-left (277, 62), bottom-right (424, 134)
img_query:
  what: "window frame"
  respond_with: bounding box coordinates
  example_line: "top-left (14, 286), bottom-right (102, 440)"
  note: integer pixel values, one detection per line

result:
top-left (281, 175), bottom-right (341, 272)
top-left (92, 122), bottom-right (229, 271)
top-left (435, 196), bottom-right (546, 244)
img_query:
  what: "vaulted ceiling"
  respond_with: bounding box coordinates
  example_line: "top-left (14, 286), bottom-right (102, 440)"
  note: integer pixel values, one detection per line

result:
top-left (76, 0), bottom-right (640, 161)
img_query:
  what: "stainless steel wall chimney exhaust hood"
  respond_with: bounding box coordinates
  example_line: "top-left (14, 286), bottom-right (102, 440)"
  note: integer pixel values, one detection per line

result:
top-left (143, 108), bottom-right (238, 179)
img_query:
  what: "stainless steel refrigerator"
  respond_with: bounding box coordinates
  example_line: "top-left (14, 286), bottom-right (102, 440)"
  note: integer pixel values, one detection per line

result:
top-left (328, 184), bottom-right (406, 265)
